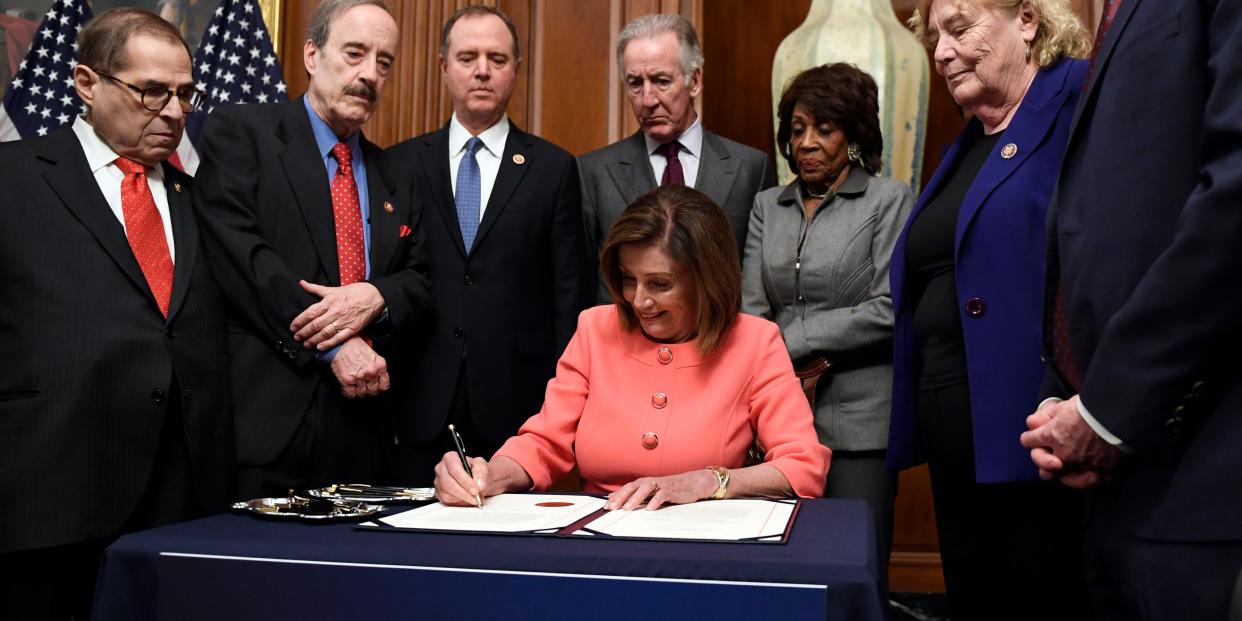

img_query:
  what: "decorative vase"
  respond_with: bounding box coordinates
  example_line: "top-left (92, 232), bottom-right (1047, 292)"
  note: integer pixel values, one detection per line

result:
top-left (771, 0), bottom-right (929, 192)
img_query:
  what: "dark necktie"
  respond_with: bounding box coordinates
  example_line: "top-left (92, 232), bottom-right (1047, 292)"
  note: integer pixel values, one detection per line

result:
top-left (1085, 0), bottom-right (1123, 85)
top-left (330, 142), bottom-right (366, 286)
top-left (658, 141), bottom-right (684, 186)
top-left (115, 157), bottom-right (174, 317)
top-left (1053, 0), bottom-right (1123, 391)
top-left (456, 136), bottom-right (483, 252)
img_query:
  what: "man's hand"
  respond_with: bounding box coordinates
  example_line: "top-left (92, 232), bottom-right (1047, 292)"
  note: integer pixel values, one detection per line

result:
top-left (329, 337), bottom-right (390, 399)
top-left (1020, 395), bottom-right (1124, 489)
top-left (291, 280), bottom-right (385, 350)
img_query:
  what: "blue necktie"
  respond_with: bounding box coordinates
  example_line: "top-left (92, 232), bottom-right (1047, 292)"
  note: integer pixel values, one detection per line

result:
top-left (456, 136), bottom-right (483, 252)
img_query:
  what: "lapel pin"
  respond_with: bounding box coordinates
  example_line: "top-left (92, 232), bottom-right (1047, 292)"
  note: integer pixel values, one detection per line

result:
top-left (173, 182), bottom-right (183, 193)
top-left (1001, 143), bottom-right (1018, 159)
top-left (512, 153), bottom-right (526, 165)
top-left (383, 201), bottom-right (394, 214)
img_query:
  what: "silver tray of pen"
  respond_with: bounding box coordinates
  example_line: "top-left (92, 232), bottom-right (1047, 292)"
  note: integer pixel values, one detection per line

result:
top-left (232, 493), bottom-right (384, 522)
top-left (304, 483), bottom-right (437, 504)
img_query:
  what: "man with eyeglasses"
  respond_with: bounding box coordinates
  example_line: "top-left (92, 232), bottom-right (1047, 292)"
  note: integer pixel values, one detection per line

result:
top-left (0, 8), bottom-right (233, 620)
top-left (193, 0), bottom-right (432, 499)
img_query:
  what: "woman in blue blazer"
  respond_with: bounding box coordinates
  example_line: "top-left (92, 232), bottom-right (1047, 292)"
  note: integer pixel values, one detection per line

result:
top-left (888, 1), bottom-right (1091, 619)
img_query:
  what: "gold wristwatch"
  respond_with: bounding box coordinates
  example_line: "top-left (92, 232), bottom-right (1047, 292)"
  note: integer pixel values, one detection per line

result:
top-left (706, 466), bottom-right (730, 500)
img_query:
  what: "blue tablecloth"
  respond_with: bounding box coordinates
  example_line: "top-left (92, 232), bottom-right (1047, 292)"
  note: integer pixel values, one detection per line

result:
top-left (94, 498), bottom-right (881, 620)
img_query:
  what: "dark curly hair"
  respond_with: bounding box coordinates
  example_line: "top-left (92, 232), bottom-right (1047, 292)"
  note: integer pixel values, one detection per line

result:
top-left (776, 63), bottom-right (882, 176)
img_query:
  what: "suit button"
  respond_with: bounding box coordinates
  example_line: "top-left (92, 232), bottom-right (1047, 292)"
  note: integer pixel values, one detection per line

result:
top-left (464, 274), bottom-right (473, 286)
top-left (453, 328), bottom-right (464, 338)
top-left (165, 329), bottom-right (176, 339)
top-left (651, 392), bottom-right (668, 409)
top-left (286, 349), bottom-right (298, 359)
top-left (641, 432), bottom-right (659, 449)
top-left (1165, 415), bottom-right (1183, 435)
top-left (275, 339), bottom-right (287, 350)
top-left (150, 389), bottom-right (166, 403)
top-left (964, 298), bottom-right (987, 317)
top-left (1039, 353), bottom-right (1048, 363)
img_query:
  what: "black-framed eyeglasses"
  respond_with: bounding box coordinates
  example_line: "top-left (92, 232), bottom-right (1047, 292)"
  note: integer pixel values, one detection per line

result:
top-left (96, 70), bottom-right (206, 114)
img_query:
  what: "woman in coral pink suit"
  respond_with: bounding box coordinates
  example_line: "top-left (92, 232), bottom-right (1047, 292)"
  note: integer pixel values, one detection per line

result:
top-left (434, 185), bottom-right (830, 510)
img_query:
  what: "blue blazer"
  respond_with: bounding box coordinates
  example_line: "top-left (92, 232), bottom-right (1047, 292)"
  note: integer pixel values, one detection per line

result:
top-left (887, 58), bottom-right (1087, 483)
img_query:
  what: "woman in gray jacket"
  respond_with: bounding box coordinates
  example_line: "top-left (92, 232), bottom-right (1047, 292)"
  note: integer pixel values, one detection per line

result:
top-left (742, 63), bottom-right (912, 586)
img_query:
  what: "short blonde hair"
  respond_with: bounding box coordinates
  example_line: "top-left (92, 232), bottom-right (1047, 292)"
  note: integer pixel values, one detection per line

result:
top-left (909, 0), bottom-right (1091, 68)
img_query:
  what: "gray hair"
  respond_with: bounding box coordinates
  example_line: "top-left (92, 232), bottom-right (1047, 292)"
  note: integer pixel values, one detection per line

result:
top-left (616, 14), bottom-right (703, 85)
top-left (307, 0), bottom-right (390, 50)
top-left (439, 5), bottom-right (522, 64)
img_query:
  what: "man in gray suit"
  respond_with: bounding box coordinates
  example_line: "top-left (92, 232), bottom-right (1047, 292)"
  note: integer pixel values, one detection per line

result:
top-left (579, 14), bottom-right (774, 303)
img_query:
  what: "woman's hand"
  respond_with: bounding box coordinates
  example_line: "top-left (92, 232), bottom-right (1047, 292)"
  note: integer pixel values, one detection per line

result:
top-left (606, 469), bottom-right (719, 511)
top-left (433, 451), bottom-right (491, 506)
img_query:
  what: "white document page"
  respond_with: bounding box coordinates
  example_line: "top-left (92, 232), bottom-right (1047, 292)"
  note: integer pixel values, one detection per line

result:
top-left (584, 499), bottom-right (795, 541)
top-left (379, 494), bottom-right (605, 533)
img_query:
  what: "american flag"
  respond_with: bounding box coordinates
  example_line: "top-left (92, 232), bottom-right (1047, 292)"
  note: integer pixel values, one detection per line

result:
top-left (0, 0), bottom-right (92, 142)
top-left (186, 0), bottom-right (287, 145)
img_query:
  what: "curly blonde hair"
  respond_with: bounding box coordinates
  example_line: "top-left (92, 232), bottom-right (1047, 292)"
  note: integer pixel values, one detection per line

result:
top-left (909, 0), bottom-right (1091, 68)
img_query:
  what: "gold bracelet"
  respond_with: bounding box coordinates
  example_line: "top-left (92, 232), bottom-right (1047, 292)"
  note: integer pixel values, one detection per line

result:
top-left (706, 466), bottom-right (730, 500)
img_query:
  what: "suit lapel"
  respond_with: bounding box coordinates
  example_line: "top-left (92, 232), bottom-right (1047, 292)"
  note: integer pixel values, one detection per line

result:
top-left (362, 138), bottom-right (399, 275)
top-left (605, 132), bottom-right (657, 208)
top-left (473, 124), bottom-right (532, 250)
top-left (277, 102), bottom-right (340, 284)
top-left (164, 164), bottom-right (196, 323)
top-left (695, 130), bottom-right (740, 208)
top-left (420, 126), bottom-right (467, 258)
top-left (1067, 0), bottom-right (1140, 145)
top-left (37, 129), bottom-right (154, 310)
top-left (956, 63), bottom-right (1074, 250)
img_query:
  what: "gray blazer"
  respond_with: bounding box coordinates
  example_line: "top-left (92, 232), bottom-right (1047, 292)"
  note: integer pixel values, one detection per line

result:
top-left (580, 129), bottom-right (775, 303)
top-left (742, 170), bottom-right (913, 451)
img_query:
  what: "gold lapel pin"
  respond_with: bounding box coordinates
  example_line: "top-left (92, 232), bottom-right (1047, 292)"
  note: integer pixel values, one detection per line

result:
top-left (512, 153), bottom-right (526, 165)
top-left (173, 182), bottom-right (183, 193)
top-left (383, 201), bottom-right (394, 214)
top-left (1001, 143), bottom-right (1018, 159)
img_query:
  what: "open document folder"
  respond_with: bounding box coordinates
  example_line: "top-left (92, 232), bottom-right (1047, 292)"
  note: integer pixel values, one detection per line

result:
top-left (361, 493), bottom-right (800, 543)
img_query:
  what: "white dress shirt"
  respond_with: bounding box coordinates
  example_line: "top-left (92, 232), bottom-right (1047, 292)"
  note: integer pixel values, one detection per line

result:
top-left (71, 116), bottom-right (176, 263)
top-left (448, 113), bottom-right (510, 220)
top-left (643, 117), bottom-right (703, 188)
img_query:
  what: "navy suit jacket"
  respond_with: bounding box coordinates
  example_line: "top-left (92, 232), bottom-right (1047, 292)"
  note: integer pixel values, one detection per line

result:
top-left (888, 58), bottom-right (1087, 483)
top-left (1043, 0), bottom-right (1242, 541)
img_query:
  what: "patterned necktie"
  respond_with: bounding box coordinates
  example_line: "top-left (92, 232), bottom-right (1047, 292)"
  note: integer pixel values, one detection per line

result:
top-left (114, 157), bottom-right (174, 317)
top-left (1085, 0), bottom-right (1123, 86)
top-left (1053, 0), bottom-right (1124, 390)
top-left (330, 142), bottom-right (366, 286)
top-left (658, 141), bottom-right (684, 186)
top-left (456, 136), bottom-right (483, 252)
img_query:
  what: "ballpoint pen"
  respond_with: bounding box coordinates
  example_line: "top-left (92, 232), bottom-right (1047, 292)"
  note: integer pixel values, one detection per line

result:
top-left (448, 424), bottom-right (483, 508)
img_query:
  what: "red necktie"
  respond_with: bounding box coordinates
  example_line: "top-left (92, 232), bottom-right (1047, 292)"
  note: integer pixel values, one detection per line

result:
top-left (330, 142), bottom-right (366, 286)
top-left (659, 141), bottom-right (685, 186)
top-left (115, 157), bottom-right (174, 318)
top-left (1085, 0), bottom-right (1123, 85)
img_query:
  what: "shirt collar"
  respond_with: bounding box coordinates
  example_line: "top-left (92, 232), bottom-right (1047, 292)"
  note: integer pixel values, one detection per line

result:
top-left (71, 115), bottom-right (165, 179)
top-left (644, 116), bottom-right (703, 158)
top-left (303, 94), bottom-right (362, 162)
top-left (776, 165), bottom-right (871, 205)
top-left (449, 113), bottom-right (510, 158)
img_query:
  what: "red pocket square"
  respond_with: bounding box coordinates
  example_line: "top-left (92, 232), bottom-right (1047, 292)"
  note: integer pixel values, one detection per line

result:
top-left (399, 225), bottom-right (412, 238)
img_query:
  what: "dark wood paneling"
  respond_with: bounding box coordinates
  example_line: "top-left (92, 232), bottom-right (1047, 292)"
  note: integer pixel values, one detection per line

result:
top-left (700, 0), bottom-right (810, 177)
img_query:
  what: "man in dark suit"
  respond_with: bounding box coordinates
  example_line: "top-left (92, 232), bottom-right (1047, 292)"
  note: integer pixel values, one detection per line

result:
top-left (388, 5), bottom-right (589, 483)
top-left (194, 0), bottom-right (432, 498)
top-left (0, 8), bottom-right (233, 620)
top-left (1020, 2), bottom-right (1242, 618)
top-left (579, 14), bottom-right (774, 303)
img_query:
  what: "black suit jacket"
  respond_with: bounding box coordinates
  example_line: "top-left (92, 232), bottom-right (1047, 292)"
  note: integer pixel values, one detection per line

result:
top-left (193, 98), bottom-right (433, 465)
top-left (388, 123), bottom-right (589, 445)
top-left (1044, 0), bottom-right (1242, 541)
top-left (0, 127), bottom-right (233, 553)
top-left (579, 129), bottom-right (775, 302)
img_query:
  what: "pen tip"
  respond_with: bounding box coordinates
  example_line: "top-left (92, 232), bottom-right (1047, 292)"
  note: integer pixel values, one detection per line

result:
top-left (448, 424), bottom-right (456, 431)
